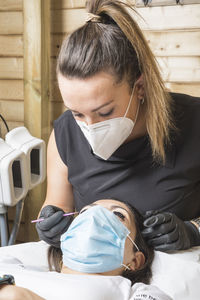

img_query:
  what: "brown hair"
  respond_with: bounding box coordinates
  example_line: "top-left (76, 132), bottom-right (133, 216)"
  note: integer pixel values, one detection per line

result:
top-left (48, 201), bottom-right (154, 285)
top-left (57, 0), bottom-right (175, 162)
top-left (122, 202), bottom-right (154, 285)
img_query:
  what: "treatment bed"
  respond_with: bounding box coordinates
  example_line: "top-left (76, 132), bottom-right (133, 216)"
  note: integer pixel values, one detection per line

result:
top-left (0, 241), bottom-right (200, 299)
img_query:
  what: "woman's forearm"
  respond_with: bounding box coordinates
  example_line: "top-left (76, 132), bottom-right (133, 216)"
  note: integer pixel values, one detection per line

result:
top-left (0, 285), bottom-right (45, 300)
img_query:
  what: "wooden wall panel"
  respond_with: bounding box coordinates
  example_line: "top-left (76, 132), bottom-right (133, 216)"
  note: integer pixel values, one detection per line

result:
top-left (51, 33), bottom-right (67, 57)
top-left (51, 8), bottom-right (86, 33)
top-left (135, 5), bottom-right (200, 97)
top-left (6, 121), bottom-right (24, 130)
top-left (166, 82), bottom-right (200, 97)
top-left (135, 5), bottom-right (200, 30)
top-left (0, 12), bottom-right (23, 34)
top-left (50, 58), bottom-right (57, 81)
top-left (144, 31), bottom-right (200, 56)
top-left (8, 221), bottom-right (25, 243)
top-left (0, 4), bottom-right (24, 130)
top-left (0, 121), bottom-right (23, 138)
top-left (0, 0), bottom-right (25, 243)
top-left (8, 209), bottom-right (25, 224)
top-left (51, 0), bottom-right (86, 9)
top-left (0, 100), bottom-right (24, 121)
top-left (0, 35), bottom-right (23, 56)
top-left (50, 80), bottom-right (62, 102)
top-left (0, 0), bottom-right (23, 11)
top-left (0, 80), bottom-right (23, 100)
top-left (157, 56), bottom-right (200, 82)
top-left (0, 57), bottom-right (23, 79)
top-left (135, 0), bottom-right (199, 7)
top-left (50, 101), bottom-right (67, 121)
top-left (23, 0), bottom-right (50, 242)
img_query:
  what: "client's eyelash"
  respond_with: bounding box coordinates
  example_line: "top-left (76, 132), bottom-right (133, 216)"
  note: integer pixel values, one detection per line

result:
top-left (113, 211), bottom-right (125, 221)
top-left (79, 208), bottom-right (87, 214)
top-left (99, 108), bottom-right (114, 117)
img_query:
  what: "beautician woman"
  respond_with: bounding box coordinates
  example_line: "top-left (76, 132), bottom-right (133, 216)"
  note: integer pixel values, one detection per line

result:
top-left (36, 0), bottom-right (200, 251)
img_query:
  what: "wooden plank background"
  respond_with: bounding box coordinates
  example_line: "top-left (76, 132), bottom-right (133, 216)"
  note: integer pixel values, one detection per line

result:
top-left (0, 0), bottom-right (24, 242)
top-left (0, 0), bottom-right (24, 138)
top-left (135, 0), bottom-right (200, 7)
top-left (0, 0), bottom-right (22, 11)
top-left (0, 0), bottom-right (199, 242)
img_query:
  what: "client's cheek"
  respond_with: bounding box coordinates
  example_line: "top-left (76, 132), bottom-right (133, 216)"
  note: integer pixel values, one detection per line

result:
top-left (123, 238), bottom-right (134, 264)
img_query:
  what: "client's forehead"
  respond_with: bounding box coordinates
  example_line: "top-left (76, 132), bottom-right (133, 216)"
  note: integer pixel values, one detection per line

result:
top-left (94, 199), bottom-right (131, 213)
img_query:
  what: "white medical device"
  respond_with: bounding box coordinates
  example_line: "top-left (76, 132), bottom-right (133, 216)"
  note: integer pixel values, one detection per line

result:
top-left (0, 127), bottom-right (46, 247)
top-left (0, 138), bottom-right (29, 207)
top-left (5, 127), bottom-right (46, 190)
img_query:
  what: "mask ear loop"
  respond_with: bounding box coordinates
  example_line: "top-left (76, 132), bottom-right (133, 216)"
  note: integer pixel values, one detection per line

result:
top-left (123, 84), bottom-right (142, 123)
top-left (121, 236), bottom-right (140, 271)
top-left (127, 235), bottom-right (140, 252)
top-left (123, 84), bottom-right (136, 118)
top-left (121, 263), bottom-right (131, 271)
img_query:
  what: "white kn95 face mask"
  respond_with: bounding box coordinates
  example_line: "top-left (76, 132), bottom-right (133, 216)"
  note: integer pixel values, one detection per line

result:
top-left (76, 84), bottom-right (140, 160)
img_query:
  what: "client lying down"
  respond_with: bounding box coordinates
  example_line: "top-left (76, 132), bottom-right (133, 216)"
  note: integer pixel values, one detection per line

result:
top-left (0, 199), bottom-right (172, 300)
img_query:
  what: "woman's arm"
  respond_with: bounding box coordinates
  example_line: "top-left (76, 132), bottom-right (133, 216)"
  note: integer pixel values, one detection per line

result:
top-left (36, 130), bottom-right (75, 247)
top-left (0, 285), bottom-right (45, 300)
top-left (42, 129), bottom-right (74, 212)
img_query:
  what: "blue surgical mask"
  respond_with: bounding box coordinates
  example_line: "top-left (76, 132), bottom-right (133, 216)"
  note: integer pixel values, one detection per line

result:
top-left (60, 205), bottom-right (139, 273)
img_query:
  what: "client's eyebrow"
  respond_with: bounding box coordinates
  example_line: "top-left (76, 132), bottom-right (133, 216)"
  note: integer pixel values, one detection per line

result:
top-left (80, 204), bottom-right (129, 215)
top-left (110, 205), bottom-right (129, 214)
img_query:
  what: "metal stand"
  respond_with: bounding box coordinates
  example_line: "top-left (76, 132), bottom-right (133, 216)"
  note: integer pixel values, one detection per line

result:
top-left (0, 205), bottom-right (8, 247)
top-left (0, 198), bottom-right (25, 247)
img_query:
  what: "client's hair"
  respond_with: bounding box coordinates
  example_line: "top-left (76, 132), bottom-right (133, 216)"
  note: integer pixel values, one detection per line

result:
top-left (48, 201), bottom-right (154, 286)
top-left (122, 202), bottom-right (154, 285)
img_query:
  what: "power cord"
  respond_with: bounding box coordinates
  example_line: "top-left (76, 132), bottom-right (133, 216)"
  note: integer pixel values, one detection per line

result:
top-left (0, 114), bottom-right (10, 133)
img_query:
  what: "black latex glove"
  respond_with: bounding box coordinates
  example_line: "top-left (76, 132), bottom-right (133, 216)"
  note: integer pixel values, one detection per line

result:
top-left (142, 211), bottom-right (200, 251)
top-left (36, 205), bottom-right (74, 248)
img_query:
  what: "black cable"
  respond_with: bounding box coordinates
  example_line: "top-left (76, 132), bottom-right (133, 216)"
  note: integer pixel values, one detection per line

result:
top-left (0, 114), bottom-right (9, 133)
top-left (6, 212), bottom-right (10, 237)
top-left (143, 0), bottom-right (150, 5)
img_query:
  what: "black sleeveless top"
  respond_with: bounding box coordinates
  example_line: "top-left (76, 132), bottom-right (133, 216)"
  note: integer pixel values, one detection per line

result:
top-left (54, 93), bottom-right (200, 220)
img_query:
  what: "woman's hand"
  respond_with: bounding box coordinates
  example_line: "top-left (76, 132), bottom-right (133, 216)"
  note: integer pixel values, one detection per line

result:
top-left (36, 205), bottom-right (74, 248)
top-left (0, 285), bottom-right (44, 300)
top-left (142, 211), bottom-right (200, 251)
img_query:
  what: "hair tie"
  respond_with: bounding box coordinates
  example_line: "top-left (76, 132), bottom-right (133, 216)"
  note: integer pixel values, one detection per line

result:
top-left (86, 13), bottom-right (102, 23)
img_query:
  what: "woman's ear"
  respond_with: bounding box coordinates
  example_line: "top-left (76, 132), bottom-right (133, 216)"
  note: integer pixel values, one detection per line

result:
top-left (129, 251), bottom-right (145, 271)
top-left (135, 75), bottom-right (145, 101)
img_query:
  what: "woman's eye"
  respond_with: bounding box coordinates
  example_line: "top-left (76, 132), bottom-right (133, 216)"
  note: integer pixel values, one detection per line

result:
top-left (99, 108), bottom-right (114, 117)
top-left (73, 113), bottom-right (84, 118)
top-left (113, 211), bottom-right (125, 221)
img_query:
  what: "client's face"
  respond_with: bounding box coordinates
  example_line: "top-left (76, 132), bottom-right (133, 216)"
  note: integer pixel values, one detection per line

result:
top-left (61, 199), bottom-right (145, 276)
top-left (80, 199), bottom-right (144, 275)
